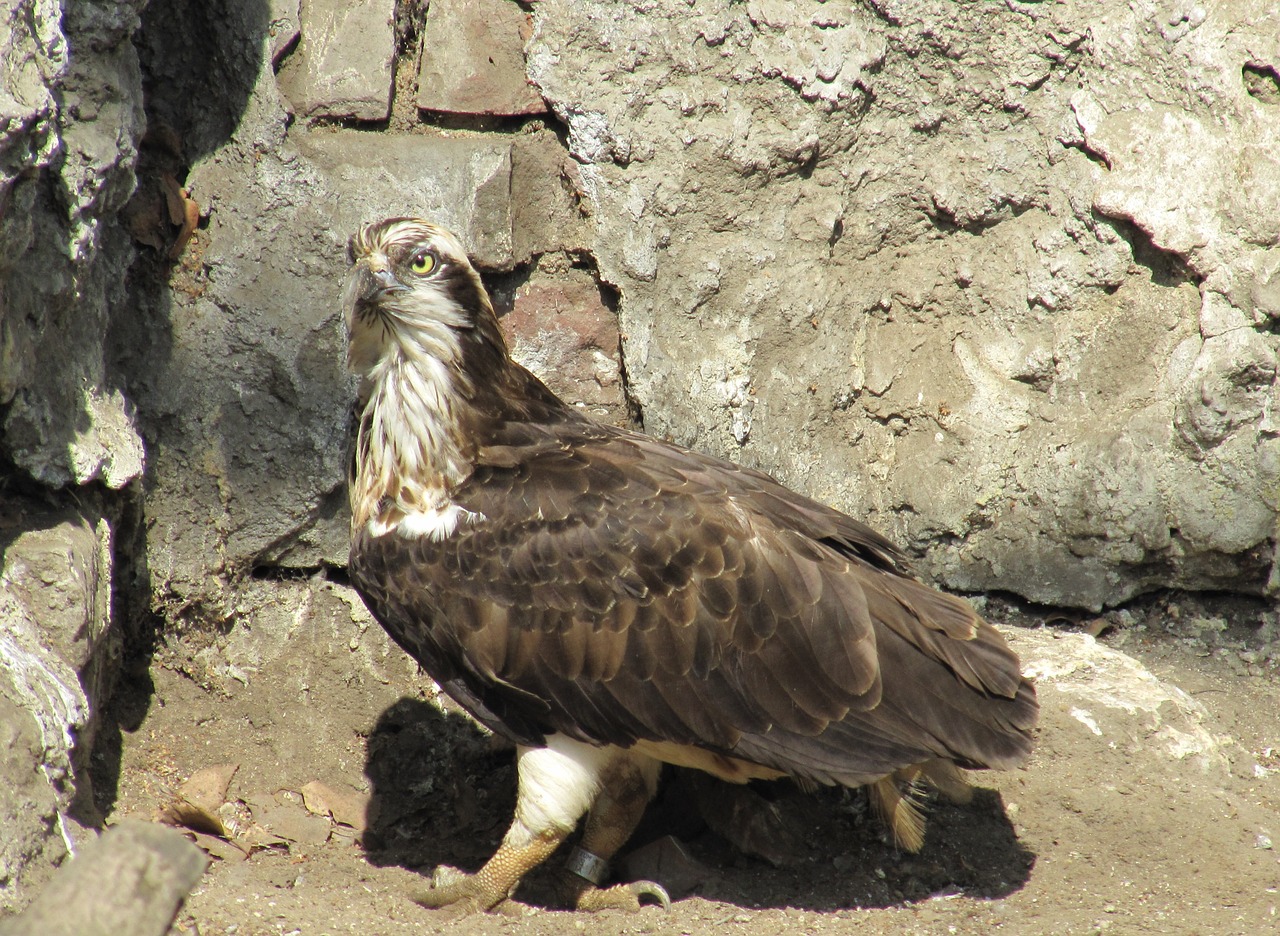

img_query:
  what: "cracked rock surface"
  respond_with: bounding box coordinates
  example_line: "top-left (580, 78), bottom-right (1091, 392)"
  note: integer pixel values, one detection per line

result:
top-left (529, 0), bottom-right (1280, 610)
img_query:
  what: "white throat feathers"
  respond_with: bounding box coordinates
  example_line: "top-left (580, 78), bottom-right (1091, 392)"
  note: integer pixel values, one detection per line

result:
top-left (345, 221), bottom-right (488, 540)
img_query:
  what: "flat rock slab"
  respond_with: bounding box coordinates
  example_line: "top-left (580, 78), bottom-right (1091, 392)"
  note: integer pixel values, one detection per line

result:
top-left (0, 821), bottom-right (208, 936)
top-left (296, 128), bottom-right (515, 268)
top-left (277, 0), bottom-right (395, 120)
top-left (500, 268), bottom-right (628, 425)
top-left (417, 0), bottom-right (545, 116)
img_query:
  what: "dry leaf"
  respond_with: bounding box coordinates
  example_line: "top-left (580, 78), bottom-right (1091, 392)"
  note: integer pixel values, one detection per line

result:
top-left (159, 764), bottom-right (239, 837)
top-left (240, 824), bottom-right (289, 851)
top-left (300, 780), bottom-right (370, 833)
top-left (189, 830), bottom-right (250, 863)
top-left (299, 781), bottom-right (333, 818)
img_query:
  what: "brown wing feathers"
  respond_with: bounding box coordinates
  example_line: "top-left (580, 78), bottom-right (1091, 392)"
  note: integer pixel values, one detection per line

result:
top-left (350, 413), bottom-right (1037, 785)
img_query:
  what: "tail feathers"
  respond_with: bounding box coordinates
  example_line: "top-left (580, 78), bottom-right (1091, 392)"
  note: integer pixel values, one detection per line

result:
top-left (868, 758), bottom-right (975, 852)
top-left (915, 757), bottom-right (973, 805)
top-left (869, 774), bottom-right (926, 852)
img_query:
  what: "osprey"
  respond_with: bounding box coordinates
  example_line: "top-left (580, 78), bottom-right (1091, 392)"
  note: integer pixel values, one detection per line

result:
top-left (343, 217), bottom-right (1037, 914)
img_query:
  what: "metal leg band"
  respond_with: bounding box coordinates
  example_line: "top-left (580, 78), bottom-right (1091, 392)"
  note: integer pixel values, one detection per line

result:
top-left (564, 846), bottom-right (609, 885)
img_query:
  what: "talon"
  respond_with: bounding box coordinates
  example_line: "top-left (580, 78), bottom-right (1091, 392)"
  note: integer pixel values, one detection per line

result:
top-left (630, 880), bottom-right (672, 910)
top-left (410, 865), bottom-right (510, 916)
top-left (573, 878), bottom-right (672, 912)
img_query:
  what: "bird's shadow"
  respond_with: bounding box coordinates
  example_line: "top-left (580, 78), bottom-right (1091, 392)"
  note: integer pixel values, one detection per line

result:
top-left (361, 696), bottom-right (1035, 912)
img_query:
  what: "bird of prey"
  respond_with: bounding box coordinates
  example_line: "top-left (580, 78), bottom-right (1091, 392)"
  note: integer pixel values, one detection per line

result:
top-left (342, 217), bottom-right (1038, 914)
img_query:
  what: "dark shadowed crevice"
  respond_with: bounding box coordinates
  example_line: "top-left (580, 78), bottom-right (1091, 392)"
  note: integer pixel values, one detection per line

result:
top-left (248, 562), bottom-right (344, 583)
top-left (482, 258), bottom-right (536, 318)
top-left (1243, 61), bottom-right (1280, 105)
top-left (1096, 213), bottom-right (1203, 288)
top-left (1060, 137), bottom-right (1109, 169)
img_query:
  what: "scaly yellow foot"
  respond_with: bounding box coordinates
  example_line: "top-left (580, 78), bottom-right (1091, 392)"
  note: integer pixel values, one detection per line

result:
top-left (411, 865), bottom-right (510, 917)
top-left (412, 834), bottom-right (563, 916)
top-left (574, 879), bottom-right (672, 912)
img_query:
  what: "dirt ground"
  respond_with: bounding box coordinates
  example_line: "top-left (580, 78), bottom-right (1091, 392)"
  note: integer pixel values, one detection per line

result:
top-left (97, 594), bottom-right (1280, 936)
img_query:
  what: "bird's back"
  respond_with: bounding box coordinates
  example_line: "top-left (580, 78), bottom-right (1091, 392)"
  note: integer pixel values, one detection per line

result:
top-left (348, 391), bottom-right (1037, 788)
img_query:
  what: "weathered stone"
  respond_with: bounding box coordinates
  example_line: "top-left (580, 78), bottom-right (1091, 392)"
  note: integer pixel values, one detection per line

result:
top-left (618, 835), bottom-right (711, 901)
top-left (0, 820), bottom-right (208, 936)
top-left (0, 688), bottom-right (65, 913)
top-left (416, 0), bottom-right (545, 116)
top-left (528, 0), bottom-right (1280, 609)
top-left (0, 0), bottom-right (147, 490)
top-left (741, 0), bottom-right (887, 108)
top-left (295, 128), bottom-right (516, 269)
top-left (268, 0), bottom-right (301, 67)
top-left (0, 507), bottom-right (116, 911)
top-left (276, 0), bottom-right (395, 121)
top-left (0, 1), bottom-right (65, 197)
top-left (499, 262), bottom-right (630, 426)
top-left (1011, 628), bottom-right (1228, 773)
top-left (510, 128), bottom-right (591, 262)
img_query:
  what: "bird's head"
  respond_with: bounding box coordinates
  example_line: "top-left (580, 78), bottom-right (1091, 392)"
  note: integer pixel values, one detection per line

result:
top-left (343, 217), bottom-right (506, 381)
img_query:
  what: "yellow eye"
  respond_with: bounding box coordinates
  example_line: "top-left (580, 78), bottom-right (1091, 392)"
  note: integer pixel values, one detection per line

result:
top-left (409, 251), bottom-right (436, 275)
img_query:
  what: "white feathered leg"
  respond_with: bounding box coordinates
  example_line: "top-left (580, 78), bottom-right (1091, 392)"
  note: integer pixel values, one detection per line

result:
top-left (415, 735), bottom-right (666, 914)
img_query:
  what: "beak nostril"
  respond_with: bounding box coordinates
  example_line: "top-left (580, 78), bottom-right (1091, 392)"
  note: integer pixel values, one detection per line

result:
top-left (354, 264), bottom-right (404, 303)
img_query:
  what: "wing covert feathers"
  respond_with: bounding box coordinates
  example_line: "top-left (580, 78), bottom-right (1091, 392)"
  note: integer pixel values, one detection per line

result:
top-left (349, 410), bottom-right (1038, 788)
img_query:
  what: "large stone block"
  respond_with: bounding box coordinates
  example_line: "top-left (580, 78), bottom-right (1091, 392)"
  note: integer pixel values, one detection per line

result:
top-left (0, 820), bottom-right (207, 936)
top-left (416, 0), bottom-right (546, 116)
top-left (510, 128), bottom-right (591, 263)
top-left (1, 0), bottom-right (146, 490)
top-left (295, 128), bottom-right (516, 269)
top-left (276, 0), bottom-right (395, 121)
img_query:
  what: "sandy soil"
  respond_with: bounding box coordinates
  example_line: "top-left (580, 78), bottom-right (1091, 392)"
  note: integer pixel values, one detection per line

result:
top-left (98, 595), bottom-right (1280, 936)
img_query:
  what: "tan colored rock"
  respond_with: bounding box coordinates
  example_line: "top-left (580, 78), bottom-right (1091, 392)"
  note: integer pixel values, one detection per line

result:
top-left (0, 508), bottom-right (117, 910)
top-left (416, 0), bottom-right (545, 116)
top-left (0, 821), bottom-right (207, 936)
top-left (276, 0), bottom-right (395, 120)
top-left (294, 128), bottom-right (515, 269)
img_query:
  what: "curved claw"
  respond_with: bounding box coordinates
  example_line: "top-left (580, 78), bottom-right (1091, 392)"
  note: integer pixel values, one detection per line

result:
top-left (572, 877), bottom-right (673, 912)
top-left (629, 880), bottom-right (672, 910)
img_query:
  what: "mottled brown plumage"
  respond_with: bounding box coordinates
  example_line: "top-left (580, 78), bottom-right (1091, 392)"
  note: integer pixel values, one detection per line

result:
top-left (343, 218), bottom-right (1037, 914)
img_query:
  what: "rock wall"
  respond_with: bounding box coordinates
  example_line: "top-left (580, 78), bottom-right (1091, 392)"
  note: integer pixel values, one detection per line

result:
top-left (2, 0), bottom-right (1278, 911)
top-left (2, 0), bottom-right (147, 910)
top-left (528, 0), bottom-right (1280, 611)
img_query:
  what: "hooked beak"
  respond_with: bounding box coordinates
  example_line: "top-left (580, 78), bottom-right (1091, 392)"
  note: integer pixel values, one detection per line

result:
top-left (352, 260), bottom-right (406, 303)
